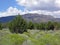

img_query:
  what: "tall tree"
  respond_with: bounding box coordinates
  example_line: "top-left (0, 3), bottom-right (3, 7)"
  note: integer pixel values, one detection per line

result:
top-left (8, 15), bottom-right (27, 33)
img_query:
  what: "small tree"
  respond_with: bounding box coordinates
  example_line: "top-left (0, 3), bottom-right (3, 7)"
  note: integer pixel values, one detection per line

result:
top-left (0, 23), bottom-right (2, 30)
top-left (28, 21), bottom-right (35, 30)
top-left (34, 23), bottom-right (40, 30)
top-left (39, 23), bottom-right (46, 30)
top-left (31, 22), bottom-right (46, 30)
top-left (46, 21), bottom-right (54, 30)
top-left (8, 15), bottom-right (27, 33)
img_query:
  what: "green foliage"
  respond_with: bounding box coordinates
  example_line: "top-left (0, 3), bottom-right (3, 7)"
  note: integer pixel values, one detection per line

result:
top-left (0, 30), bottom-right (11, 37)
top-left (33, 21), bottom-right (55, 30)
top-left (53, 22), bottom-right (60, 30)
top-left (39, 23), bottom-right (46, 30)
top-left (46, 21), bottom-right (54, 30)
top-left (1, 34), bottom-right (25, 45)
top-left (23, 30), bottom-right (60, 45)
top-left (1, 30), bottom-right (60, 45)
top-left (28, 21), bottom-right (35, 29)
top-left (22, 30), bottom-right (60, 45)
top-left (7, 15), bottom-right (60, 32)
top-left (8, 15), bottom-right (27, 33)
top-left (0, 23), bottom-right (2, 30)
top-left (27, 21), bottom-right (55, 30)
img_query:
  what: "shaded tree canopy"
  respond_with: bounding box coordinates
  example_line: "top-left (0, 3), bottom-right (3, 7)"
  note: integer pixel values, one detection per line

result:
top-left (8, 15), bottom-right (27, 33)
top-left (27, 21), bottom-right (35, 29)
top-left (0, 22), bottom-right (2, 30)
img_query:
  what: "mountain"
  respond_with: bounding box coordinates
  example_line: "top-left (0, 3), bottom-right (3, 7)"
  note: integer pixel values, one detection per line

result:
top-left (22, 13), bottom-right (55, 22)
top-left (0, 13), bottom-right (60, 23)
top-left (0, 16), bottom-right (15, 23)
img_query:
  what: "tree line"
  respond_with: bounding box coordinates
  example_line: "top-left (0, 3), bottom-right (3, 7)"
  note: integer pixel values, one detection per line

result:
top-left (0, 15), bottom-right (60, 33)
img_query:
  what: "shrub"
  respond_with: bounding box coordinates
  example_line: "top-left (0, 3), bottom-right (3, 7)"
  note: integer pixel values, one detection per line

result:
top-left (0, 23), bottom-right (2, 30)
top-left (0, 33), bottom-right (26, 45)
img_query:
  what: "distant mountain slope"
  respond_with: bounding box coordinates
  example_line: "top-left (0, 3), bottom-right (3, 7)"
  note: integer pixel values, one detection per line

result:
top-left (22, 13), bottom-right (55, 22)
top-left (0, 13), bottom-right (60, 23)
top-left (0, 16), bottom-right (15, 23)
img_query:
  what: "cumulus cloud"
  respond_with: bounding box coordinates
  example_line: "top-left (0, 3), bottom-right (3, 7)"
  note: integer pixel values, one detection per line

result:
top-left (16, 0), bottom-right (60, 11)
top-left (0, 7), bottom-right (60, 18)
top-left (15, 0), bottom-right (60, 18)
top-left (28, 10), bottom-right (60, 18)
top-left (55, 0), bottom-right (60, 7)
top-left (0, 7), bottom-right (24, 17)
top-left (1, 0), bottom-right (60, 18)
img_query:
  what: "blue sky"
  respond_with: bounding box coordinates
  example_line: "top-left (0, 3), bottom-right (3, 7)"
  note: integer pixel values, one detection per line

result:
top-left (0, 0), bottom-right (24, 11)
top-left (0, 0), bottom-right (60, 18)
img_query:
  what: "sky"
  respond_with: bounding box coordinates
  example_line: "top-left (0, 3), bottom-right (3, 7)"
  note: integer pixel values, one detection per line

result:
top-left (0, 0), bottom-right (60, 18)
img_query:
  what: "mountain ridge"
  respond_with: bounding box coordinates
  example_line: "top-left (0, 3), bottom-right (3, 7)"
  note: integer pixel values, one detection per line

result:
top-left (0, 13), bottom-right (60, 23)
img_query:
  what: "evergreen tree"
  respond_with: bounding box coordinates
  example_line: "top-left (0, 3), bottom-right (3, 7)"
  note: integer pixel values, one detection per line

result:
top-left (39, 23), bottom-right (46, 30)
top-left (0, 23), bottom-right (2, 30)
top-left (46, 21), bottom-right (54, 30)
top-left (28, 21), bottom-right (35, 29)
top-left (8, 15), bottom-right (27, 33)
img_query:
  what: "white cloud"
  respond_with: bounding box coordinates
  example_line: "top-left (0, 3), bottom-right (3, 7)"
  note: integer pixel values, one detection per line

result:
top-left (16, 0), bottom-right (38, 7)
top-left (23, 10), bottom-right (60, 18)
top-left (25, 10), bottom-right (53, 15)
top-left (53, 11), bottom-right (60, 18)
top-left (0, 6), bottom-right (60, 18)
top-left (55, 0), bottom-right (60, 7)
top-left (0, 0), bottom-right (60, 18)
top-left (16, 0), bottom-right (51, 7)
top-left (15, 0), bottom-right (60, 18)
top-left (0, 7), bottom-right (24, 17)
top-left (16, 0), bottom-right (60, 11)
